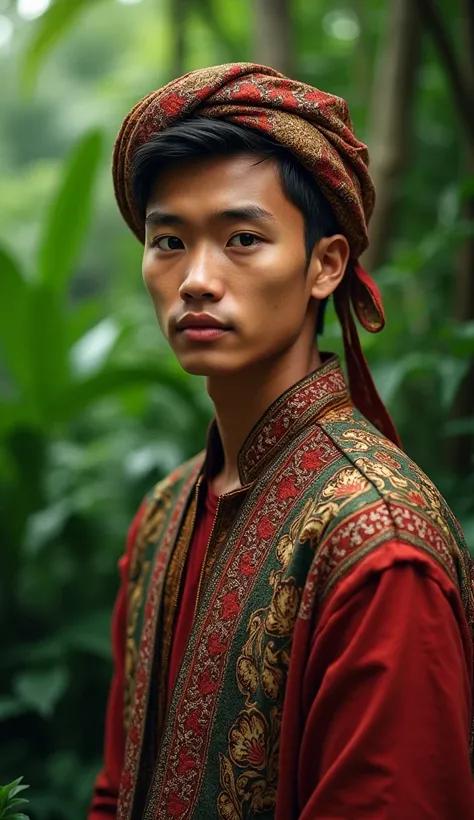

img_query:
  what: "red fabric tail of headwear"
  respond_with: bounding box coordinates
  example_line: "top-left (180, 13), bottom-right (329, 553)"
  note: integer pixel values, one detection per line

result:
top-left (334, 265), bottom-right (402, 449)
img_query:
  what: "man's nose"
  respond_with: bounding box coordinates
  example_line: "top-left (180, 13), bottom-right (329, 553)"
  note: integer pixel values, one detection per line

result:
top-left (178, 247), bottom-right (224, 302)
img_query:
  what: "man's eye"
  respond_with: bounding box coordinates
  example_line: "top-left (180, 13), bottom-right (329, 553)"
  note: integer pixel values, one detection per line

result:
top-left (228, 233), bottom-right (261, 248)
top-left (153, 236), bottom-right (185, 251)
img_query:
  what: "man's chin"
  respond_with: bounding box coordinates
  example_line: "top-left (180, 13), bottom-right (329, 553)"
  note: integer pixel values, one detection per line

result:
top-left (176, 353), bottom-right (244, 378)
top-left (179, 362), bottom-right (236, 377)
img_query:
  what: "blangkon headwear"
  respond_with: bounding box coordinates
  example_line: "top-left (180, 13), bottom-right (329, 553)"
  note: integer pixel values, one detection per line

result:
top-left (113, 62), bottom-right (400, 446)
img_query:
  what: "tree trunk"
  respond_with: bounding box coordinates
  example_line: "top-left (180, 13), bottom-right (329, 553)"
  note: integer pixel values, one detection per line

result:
top-left (362, 0), bottom-right (420, 272)
top-left (252, 0), bottom-right (293, 76)
top-left (450, 0), bottom-right (474, 475)
top-left (170, 0), bottom-right (188, 79)
top-left (351, 1), bottom-right (373, 105)
top-left (416, 0), bottom-right (474, 145)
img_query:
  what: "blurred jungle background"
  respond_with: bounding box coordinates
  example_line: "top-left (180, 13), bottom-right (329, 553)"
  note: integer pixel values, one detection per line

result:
top-left (0, 0), bottom-right (473, 816)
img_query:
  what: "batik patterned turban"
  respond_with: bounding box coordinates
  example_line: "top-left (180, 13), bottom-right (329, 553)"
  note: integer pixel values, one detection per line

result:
top-left (113, 62), bottom-right (400, 447)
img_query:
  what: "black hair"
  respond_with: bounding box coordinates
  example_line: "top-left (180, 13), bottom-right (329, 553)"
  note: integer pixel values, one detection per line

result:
top-left (132, 117), bottom-right (341, 334)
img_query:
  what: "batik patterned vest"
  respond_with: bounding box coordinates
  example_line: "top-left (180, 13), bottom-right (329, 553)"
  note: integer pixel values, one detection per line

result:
top-left (117, 357), bottom-right (474, 820)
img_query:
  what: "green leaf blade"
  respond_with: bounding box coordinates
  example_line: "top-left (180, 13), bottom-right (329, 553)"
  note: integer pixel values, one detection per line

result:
top-left (14, 668), bottom-right (69, 719)
top-left (4, 814), bottom-right (30, 820)
top-left (28, 283), bottom-right (70, 418)
top-left (7, 785), bottom-right (29, 799)
top-left (21, 0), bottom-right (97, 94)
top-left (0, 699), bottom-right (28, 723)
top-left (50, 363), bottom-right (198, 422)
top-left (38, 129), bottom-right (103, 298)
top-left (0, 246), bottom-right (32, 394)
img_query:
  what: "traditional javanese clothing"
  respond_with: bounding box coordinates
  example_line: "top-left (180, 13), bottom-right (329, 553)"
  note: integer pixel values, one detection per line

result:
top-left (90, 63), bottom-right (474, 818)
top-left (90, 357), bottom-right (474, 819)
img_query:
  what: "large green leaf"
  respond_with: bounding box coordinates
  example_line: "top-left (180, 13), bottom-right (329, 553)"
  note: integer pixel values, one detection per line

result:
top-left (0, 698), bottom-right (28, 723)
top-left (382, 349), bottom-right (470, 412)
top-left (64, 610), bottom-right (113, 660)
top-left (38, 129), bottom-right (103, 297)
top-left (66, 298), bottom-right (103, 348)
top-left (3, 778), bottom-right (29, 799)
top-left (0, 777), bottom-right (29, 820)
top-left (28, 283), bottom-right (70, 418)
top-left (372, 353), bottom-right (469, 412)
top-left (20, 0), bottom-right (99, 93)
top-left (14, 667), bottom-right (69, 719)
top-left (0, 247), bottom-right (32, 394)
top-left (0, 404), bottom-right (33, 446)
top-left (192, 0), bottom-right (243, 59)
top-left (49, 364), bottom-right (202, 423)
top-left (70, 317), bottom-right (121, 377)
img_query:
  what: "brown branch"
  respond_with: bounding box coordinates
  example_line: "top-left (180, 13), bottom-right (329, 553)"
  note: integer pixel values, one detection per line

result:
top-left (416, 0), bottom-right (474, 142)
top-left (170, 0), bottom-right (188, 79)
top-left (252, 0), bottom-right (293, 77)
top-left (195, 0), bottom-right (242, 60)
top-left (363, 0), bottom-right (420, 271)
top-left (448, 0), bottom-right (474, 474)
top-left (466, 0), bottom-right (474, 66)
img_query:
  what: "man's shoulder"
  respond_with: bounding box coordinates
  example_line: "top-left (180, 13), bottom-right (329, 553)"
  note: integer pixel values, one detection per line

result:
top-left (318, 404), bottom-right (451, 519)
top-left (306, 405), bottom-right (471, 603)
top-left (147, 450), bottom-right (205, 506)
top-left (132, 451), bottom-right (204, 550)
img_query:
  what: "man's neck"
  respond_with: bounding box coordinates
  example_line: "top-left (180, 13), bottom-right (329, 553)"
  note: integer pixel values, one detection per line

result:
top-left (207, 346), bottom-right (322, 495)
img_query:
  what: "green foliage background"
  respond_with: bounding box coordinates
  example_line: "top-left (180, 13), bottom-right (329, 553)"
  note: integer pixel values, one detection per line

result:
top-left (0, 0), bottom-right (473, 817)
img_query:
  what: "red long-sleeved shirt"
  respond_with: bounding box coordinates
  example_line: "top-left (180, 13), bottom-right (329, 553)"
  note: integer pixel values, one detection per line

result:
top-left (89, 496), bottom-right (474, 819)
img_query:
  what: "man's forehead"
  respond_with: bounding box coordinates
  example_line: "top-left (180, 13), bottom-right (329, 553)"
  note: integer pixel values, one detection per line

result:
top-left (150, 152), bottom-right (279, 192)
top-left (146, 152), bottom-right (286, 215)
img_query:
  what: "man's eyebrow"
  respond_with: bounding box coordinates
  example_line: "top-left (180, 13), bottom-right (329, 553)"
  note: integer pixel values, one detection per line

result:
top-left (144, 205), bottom-right (277, 229)
top-left (144, 209), bottom-right (184, 228)
top-left (217, 206), bottom-right (277, 223)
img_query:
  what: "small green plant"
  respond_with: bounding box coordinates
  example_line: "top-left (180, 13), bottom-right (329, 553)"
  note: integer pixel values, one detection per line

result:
top-left (0, 778), bottom-right (30, 820)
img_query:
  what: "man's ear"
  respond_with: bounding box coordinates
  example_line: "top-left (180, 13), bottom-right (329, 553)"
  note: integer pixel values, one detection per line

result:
top-left (307, 235), bottom-right (350, 300)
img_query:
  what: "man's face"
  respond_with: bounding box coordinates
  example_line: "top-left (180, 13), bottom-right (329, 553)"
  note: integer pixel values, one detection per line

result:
top-left (142, 153), bottom-right (319, 376)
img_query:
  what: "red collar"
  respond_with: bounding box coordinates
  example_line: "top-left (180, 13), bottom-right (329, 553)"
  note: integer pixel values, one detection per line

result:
top-left (204, 355), bottom-right (351, 485)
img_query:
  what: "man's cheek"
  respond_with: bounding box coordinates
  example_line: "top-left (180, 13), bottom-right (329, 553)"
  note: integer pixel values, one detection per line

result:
top-left (152, 300), bottom-right (169, 337)
top-left (143, 271), bottom-right (166, 311)
top-left (142, 275), bottom-right (167, 333)
top-left (142, 264), bottom-right (157, 296)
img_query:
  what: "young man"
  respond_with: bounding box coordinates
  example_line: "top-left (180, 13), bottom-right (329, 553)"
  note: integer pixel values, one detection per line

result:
top-left (90, 63), bottom-right (474, 819)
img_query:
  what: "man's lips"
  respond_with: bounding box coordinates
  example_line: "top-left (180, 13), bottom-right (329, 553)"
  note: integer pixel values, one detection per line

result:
top-left (175, 314), bottom-right (233, 340)
top-left (180, 326), bottom-right (230, 341)
top-left (176, 313), bottom-right (231, 331)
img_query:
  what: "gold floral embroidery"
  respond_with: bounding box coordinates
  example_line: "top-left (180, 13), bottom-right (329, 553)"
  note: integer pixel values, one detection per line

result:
top-left (353, 457), bottom-right (408, 493)
top-left (218, 786), bottom-right (240, 820)
top-left (299, 500), bottom-right (339, 544)
top-left (403, 465), bottom-right (453, 537)
top-left (236, 656), bottom-right (258, 699)
top-left (124, 559), bottom-right (150, 729)
top-left (275, 493), bottom-right (341, 566)
top-left (351, 451), bottom-right (452, 541)
top-left (218, 512), bottom-right (302, 816)
top-left (276, 498), bottom-right (312, 568)
top-left (229, 709), bottom-right (268, 769)
top-left (374, 450), bottom-right (401, 470)
top-left (261, 644), bottom-right (285, 701)
top-left (124, 482), bottom-right (175, 731)
top-left (335, 428), bottom-right (448, 532)
top-left (323, 405), bottom-right (355, 423)
top-left (265, 579), bottom-right (300, 636)
top-left (321, 466), bottom-right (371, 500)
top-left (340, 427), bottom-right (399, 452)
top-left (219, 707), bottom-right (280, 819)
